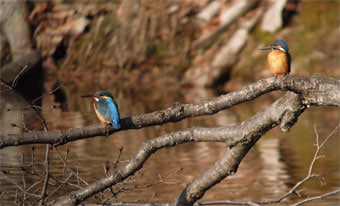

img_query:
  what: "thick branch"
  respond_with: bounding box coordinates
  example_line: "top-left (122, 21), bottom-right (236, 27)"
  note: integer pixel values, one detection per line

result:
top-left (1, 75), bottom-right (339, 149)
top-left (174, 92), bottom-right (305, 205)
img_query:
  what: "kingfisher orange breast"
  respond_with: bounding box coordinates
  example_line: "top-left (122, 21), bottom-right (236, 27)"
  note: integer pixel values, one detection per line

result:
top-left (267, 50), bottom-right (289, 76)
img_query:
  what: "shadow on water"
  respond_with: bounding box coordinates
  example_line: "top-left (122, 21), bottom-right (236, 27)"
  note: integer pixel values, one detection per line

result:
top-left (0, 81), bottom-right (339, 205)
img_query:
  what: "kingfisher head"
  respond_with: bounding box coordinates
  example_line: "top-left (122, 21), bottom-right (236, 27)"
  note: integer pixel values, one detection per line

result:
top-left (258, 40), bottom-right (289, 53)
top-left (81, 90), bottom-right (114, 101)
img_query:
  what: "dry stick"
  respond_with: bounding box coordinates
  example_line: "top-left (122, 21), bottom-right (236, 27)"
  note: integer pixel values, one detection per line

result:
top-left (308, 124), bottom-right (339, 176)
top-left (30, 146), bottom-right (40, 175)
top-left (105, 147), bottom-right (125, 204)
top-left (14, 189), bottom-right (18, 205)
top-left (31, 82), bottom-right (66, 106)
top-left (39, 145), bottom-right (50, 205)
top-left (20, 153), bottom-right (27, 202)
top-left (113, 146), bottom-right (124, 170)
top-left (76, 162), bottom-right (80, 185)
top-left (21, 113), bottom-right (30, 132)
top-left (26, 180), bottom-right (43, 195)
top-left (12, 63), bottom-right (30, 88)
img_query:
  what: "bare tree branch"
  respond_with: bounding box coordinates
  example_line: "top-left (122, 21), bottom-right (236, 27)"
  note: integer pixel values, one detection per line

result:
top-left (1, 75), bottom-right (339, 149)
top-left (48, 91), bottom-right (305, 206)
top-left (174, 91), bottom-right (306, 205)
top-left (1, 75), bottom-right (339, 205)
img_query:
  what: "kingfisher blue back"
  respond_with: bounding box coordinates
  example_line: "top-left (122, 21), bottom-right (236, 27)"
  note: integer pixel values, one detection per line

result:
top-left (81, 90), bottom-right (121, 129)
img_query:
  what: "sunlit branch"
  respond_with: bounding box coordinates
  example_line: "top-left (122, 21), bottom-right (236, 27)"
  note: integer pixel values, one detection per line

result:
top-left (1, 75), bottom-right (339, 149)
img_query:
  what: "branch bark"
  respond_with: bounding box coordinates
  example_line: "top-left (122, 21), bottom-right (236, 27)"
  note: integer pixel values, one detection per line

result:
top-left (1, 75), bottom-right (339, 149)
top-left (174, 92), bottom-right (304, 205)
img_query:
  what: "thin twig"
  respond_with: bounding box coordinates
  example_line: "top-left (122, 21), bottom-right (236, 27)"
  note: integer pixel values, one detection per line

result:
top-left (39, 145), bottom-right (50, 205)
top-left (45, 174), bottom-right (74, 202)
top-left (113, 146), bottom-right (124, 170)
top-left (20, 153), bottom-right (27, 202)
top-left (289, 189), bottom-right (340, 206)
top-left (26, 180), bottom-right (43, 194)
top-left (12, 63), bottom-right (30, 88)
top-left (76, 161), bottom-right (80, 185)
top-left (31, 82), bottom-right (66, 105)
top-left (31, 145), bottom-right (39, 175)
top-left (53, 147), bottom-right (89, 186)
top-left (0, 172), bottom-right (40, 198)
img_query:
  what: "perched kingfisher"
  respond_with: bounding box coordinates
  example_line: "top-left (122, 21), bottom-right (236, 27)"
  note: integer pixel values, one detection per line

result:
top-left (259, 40), bottom-right (291, 77)
top-left (81, 90), bottom-right (121, 129)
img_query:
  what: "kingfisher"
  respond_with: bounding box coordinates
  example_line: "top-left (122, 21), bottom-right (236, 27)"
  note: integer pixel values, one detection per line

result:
top-left (81, 90), bottom-right (121, 129)
top-left (259, 40), bottom-right (291, 77)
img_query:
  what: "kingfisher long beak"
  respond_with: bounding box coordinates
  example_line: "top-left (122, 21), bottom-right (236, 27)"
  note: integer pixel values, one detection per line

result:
top-left (258, 46), bottom-right (272, 50)
top-left (81, 94), bottom-right (96, 98)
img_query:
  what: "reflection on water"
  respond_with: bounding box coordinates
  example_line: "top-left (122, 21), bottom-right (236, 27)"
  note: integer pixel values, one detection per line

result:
top-left (0, 86), bottom-right (339, 205)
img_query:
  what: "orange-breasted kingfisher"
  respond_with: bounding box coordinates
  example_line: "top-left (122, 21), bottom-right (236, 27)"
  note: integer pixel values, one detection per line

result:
top-left (81, 90), bottom-right (121, 129)
top-left (259, 40), bottom-right (291, 77)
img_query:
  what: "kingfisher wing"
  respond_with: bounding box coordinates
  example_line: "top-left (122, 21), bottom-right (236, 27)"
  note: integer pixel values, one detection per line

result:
top-left (104, 98), bottom-right (121, 129)
top-left (96, 98), bottom-right (121, 129)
